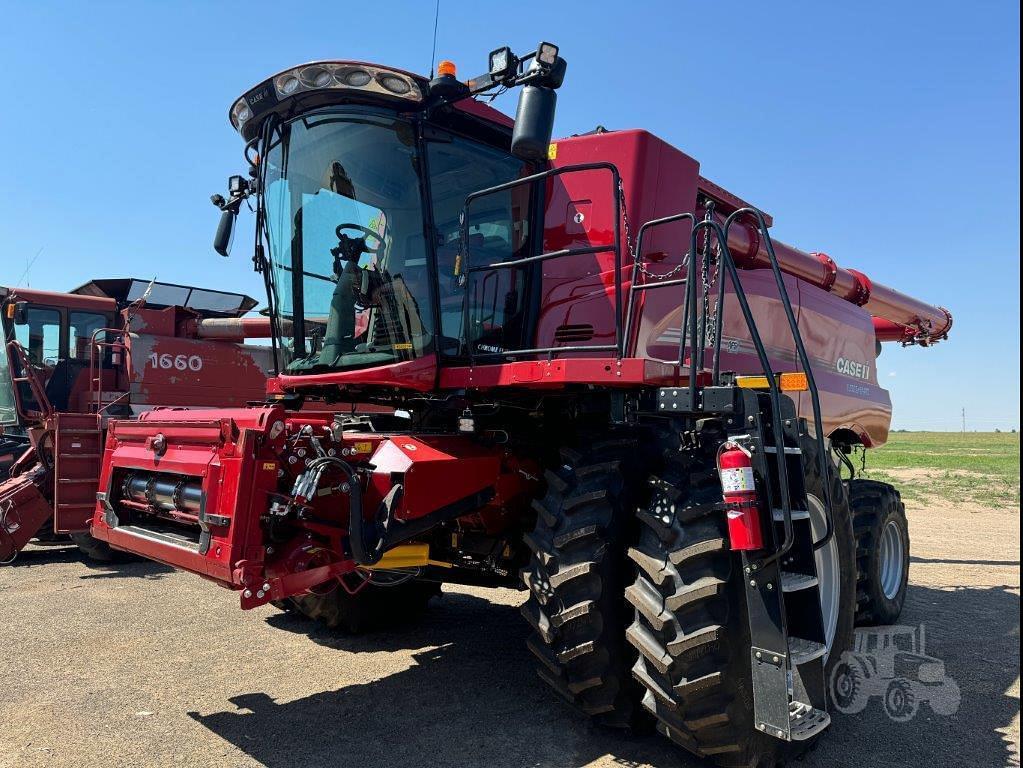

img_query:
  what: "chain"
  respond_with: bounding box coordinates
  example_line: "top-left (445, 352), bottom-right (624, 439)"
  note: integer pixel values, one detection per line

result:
top-left (619, 178), bottom-right (690, 281)
top-left (618, 178), bottom-right (636, 260)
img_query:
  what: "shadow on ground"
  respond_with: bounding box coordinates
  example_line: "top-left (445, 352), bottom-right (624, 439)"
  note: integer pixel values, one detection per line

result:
top-left (190, 583), bottom-right (1020, 768)
top-left (197, 591), bottom-right (682, 768)
top-left (3, 541), bottom-right (174, 580)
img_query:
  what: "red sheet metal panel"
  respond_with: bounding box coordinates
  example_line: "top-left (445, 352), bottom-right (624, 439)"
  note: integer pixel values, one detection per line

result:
top-left (0, 470), bottom-right (52, 562)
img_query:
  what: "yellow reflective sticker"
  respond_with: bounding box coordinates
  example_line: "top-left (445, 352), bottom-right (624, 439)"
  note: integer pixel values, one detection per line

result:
top-left (353, 441), bottom-right (373, 454)
top-left (547, 143), bottom-right (558, 159)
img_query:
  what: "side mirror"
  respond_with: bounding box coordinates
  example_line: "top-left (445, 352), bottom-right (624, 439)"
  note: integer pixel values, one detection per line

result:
top-left (512, 85), bottom-right (557, 161)
top-left (11, 301), bottom-right (28, 325)
top-left (213, 209), bottom-right (237, 257)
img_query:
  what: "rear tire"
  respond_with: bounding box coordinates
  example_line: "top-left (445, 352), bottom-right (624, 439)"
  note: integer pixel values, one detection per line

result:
top-left (626, 424), bottom-right (855, 767)
top-left (520, 438), bottom-right (648, 729)
top-left (283, 578), bottom-right (440, 634)
top-left (848, 480), bottom-right (909, 625)
top-left (830, 659), bottom-right (868, 714)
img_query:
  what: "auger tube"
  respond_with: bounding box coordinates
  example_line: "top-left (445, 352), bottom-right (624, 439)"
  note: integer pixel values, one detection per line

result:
top-left (722, 217), bottom-right (952, 344)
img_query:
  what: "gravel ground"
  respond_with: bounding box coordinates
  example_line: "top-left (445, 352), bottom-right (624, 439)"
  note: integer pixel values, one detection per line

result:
top-left (1, 498), bottom-right (1018, 768)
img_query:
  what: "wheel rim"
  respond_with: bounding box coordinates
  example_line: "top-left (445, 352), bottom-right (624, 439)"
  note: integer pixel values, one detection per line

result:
top-left (808, 494), bottom-right (840, 658)
top-left (878, 519), bottom-right (906, 599)
top-left (835, 666), bottom-right (854, 700)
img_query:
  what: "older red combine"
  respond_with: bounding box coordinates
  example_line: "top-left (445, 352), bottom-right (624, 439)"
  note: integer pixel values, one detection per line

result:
top-left (89, 45), bottom-right (950, 766)
top-left (0, 278), bottom-right (272, 562)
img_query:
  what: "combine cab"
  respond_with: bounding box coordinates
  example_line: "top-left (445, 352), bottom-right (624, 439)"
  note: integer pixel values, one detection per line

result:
top-left (0, 278), bottom-right (272, 562)
top-left (91, 45), bottom-right (949, 766)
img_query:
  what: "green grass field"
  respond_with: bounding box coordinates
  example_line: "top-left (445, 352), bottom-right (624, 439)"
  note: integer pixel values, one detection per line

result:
top-left (861, 431), bottom-right (1020, 510)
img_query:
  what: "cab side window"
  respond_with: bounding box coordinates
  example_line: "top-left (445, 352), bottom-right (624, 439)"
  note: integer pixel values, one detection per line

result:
top-left (14, 307), bottom-right (61, 366)
top-left (69, 311), bottom-right (110, 360)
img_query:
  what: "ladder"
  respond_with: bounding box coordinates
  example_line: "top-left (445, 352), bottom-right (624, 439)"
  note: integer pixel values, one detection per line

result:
top-left (637, 204), bottom-right (836, 743)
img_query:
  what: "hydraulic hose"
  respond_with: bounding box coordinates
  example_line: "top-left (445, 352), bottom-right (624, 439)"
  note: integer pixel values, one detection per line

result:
top-left (297, 456), bottom-right (385, 566)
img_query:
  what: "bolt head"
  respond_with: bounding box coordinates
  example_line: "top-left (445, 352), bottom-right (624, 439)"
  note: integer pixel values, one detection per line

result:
top-left (243, 589), bottom-right (252, 598)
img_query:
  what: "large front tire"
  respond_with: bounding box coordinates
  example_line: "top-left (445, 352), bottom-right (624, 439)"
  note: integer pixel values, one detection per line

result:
top-left (626, 426), bottom-right (856, 767)
top-left (520, 438), bottom-right (647, 729)
top-left (70, 532), bottom-right (116, 562)
top-left (282, 578), bottom-right (440, 634)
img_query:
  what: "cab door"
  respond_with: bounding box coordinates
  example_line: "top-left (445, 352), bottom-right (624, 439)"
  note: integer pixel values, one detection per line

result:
top-left (424, 131), bottom-right (534, 361)
top-left (9, 304), bottom-right (61, 418)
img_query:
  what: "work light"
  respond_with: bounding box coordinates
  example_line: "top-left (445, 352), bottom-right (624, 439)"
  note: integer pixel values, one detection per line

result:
top-left (488, 46), bottom-right (515, 78)
top-left (536, 42), bottom-right (559, 66)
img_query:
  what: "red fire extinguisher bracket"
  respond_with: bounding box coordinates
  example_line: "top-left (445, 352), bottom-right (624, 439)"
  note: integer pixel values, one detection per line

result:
top-left (717, 442), bottom-right (765, 551)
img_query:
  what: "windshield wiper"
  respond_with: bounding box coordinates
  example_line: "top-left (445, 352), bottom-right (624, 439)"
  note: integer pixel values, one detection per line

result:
top-left (272, 262), bottom-right (336, 284)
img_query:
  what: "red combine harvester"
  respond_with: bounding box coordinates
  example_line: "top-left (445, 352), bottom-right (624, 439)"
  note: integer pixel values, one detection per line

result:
top-left (90, 45), bottom-right (950, 766)
top-left (0, 278), bottom-right (272, 562)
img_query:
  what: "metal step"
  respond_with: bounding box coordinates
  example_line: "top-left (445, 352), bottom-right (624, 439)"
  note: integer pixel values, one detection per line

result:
top-left (764, 446), bottom-right (802, 454)
top-left (780, 571), bottom-right (818, 592)
top-left (788, 636), bottom-right (826, 665)
top-left (789, 701), bottom-right (830, 741)
top-left (772, 508), bottom-right (810, 521)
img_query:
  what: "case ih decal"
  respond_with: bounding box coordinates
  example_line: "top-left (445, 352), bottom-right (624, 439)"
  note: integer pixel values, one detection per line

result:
top-left (837, 356), bottom-right (872, 381)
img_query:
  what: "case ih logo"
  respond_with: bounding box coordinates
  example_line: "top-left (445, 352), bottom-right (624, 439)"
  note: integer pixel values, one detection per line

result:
top-left (836, 356), bottom-right (871, 380)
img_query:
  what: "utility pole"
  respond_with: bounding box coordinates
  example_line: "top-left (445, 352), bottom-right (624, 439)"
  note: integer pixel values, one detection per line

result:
top-left (961, 407), bottom-right (966, 434)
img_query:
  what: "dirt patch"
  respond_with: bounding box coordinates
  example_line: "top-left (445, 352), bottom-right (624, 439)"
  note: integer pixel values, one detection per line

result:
top-left (883, 468), bottom-right (988, 481)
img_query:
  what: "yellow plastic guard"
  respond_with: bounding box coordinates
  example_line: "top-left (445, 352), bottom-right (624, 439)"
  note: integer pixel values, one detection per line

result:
top-left (366, 543), bottom-right (452, 570)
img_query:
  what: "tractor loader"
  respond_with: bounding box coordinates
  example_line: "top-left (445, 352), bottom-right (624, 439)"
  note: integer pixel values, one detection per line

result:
top-left (89, 45), bottom-right (949, 766)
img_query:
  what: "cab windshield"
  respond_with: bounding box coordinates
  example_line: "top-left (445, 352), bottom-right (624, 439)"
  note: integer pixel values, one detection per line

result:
top-left (264, 110), bottom-right (431, 372)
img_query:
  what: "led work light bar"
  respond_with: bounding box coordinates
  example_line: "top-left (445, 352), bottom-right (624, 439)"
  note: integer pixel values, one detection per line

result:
top-left (229, 62), bottom-right (424, 138)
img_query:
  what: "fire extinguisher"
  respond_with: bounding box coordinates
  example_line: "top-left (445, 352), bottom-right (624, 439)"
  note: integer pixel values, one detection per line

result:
top-left (717, 441), bottom-right (765, 551)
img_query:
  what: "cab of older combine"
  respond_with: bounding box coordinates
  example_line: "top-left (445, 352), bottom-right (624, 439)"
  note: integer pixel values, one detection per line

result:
top-left (89, 44), bottom-right (948, 767)
top-left (0, 278), bottom-right (273, 562)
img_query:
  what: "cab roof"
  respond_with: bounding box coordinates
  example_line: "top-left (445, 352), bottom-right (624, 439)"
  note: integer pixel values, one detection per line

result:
top-left (71, 278), bottom-right (257, 317)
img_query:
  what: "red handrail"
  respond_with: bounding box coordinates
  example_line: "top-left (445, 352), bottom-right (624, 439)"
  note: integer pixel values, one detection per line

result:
top-left (88, 328), bottom-right (131, 414)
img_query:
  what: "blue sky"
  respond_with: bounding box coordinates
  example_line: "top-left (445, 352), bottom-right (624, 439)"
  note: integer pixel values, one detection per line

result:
top-left (0, 1), bottom-right (1018, 430)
